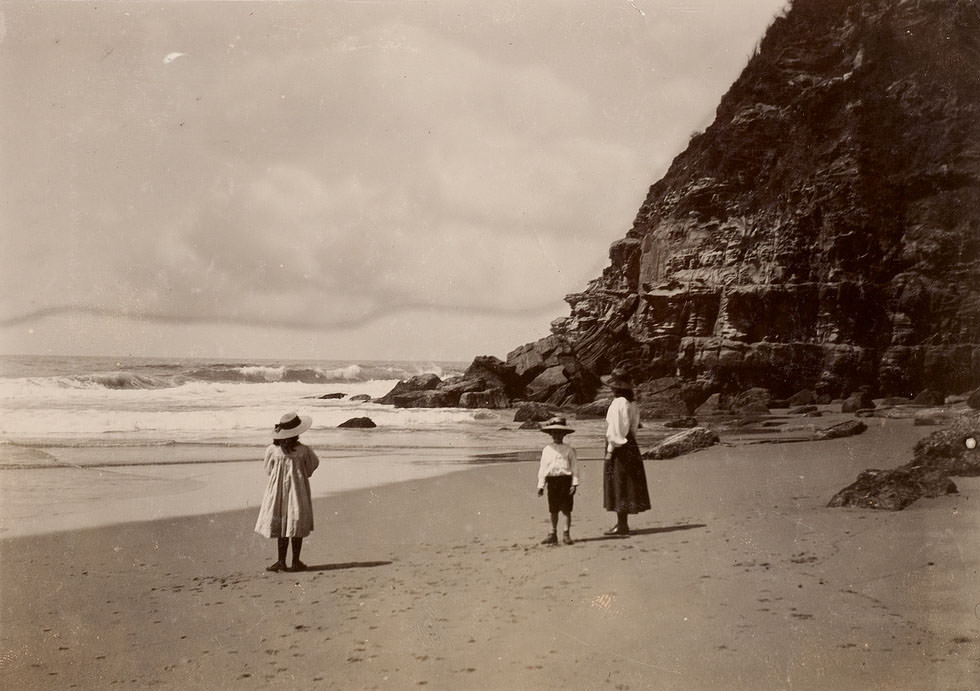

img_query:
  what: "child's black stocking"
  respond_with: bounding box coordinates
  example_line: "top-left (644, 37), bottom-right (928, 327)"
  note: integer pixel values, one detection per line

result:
top-left (290, 537), bottom-right (303, 564)
top-left (277, 538), bottom-right (289, 563)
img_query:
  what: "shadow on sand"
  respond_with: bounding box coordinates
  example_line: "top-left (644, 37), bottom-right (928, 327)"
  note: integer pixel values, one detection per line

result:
top-left (573, 523), bottom-right (707, 544)
top-left (302, 560), bottom-right (393, 572)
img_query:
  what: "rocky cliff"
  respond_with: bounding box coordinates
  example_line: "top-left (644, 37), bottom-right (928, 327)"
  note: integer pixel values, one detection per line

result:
top-left (505, 0), bottom-right (980, 407)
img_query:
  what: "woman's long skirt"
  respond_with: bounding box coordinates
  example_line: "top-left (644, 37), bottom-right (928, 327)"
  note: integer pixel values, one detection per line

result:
top-left (603, 437), bottom-right (651, 514)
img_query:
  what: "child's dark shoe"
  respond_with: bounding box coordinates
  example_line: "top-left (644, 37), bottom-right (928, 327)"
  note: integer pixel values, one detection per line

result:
top-left (541, 533), bottom-right (558, 545)
top-left (290, 561), bottom-right (308, 572)
top-left (562, 531), bottom-right (574, 545)
top-left (266, 561), bottom-right (287, 572)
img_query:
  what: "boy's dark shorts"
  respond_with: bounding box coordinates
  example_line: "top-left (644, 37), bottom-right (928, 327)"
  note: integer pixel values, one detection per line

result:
top-left (545, 475), bottom-right (574, 514)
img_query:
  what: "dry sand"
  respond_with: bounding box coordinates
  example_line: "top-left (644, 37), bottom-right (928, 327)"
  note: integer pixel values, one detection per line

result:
top-left (1, 415), bottom-right (978, 690)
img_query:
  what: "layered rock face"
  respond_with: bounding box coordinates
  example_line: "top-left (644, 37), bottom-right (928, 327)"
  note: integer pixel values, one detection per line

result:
top-left (507, 0), bottom-right (980, 405)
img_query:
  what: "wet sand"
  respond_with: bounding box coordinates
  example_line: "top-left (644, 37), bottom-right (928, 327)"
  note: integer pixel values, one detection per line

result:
top-left (1, 414), bottom-right (978, 689)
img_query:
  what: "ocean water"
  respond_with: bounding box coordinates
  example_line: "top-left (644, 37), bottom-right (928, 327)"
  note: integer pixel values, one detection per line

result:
top-left (0, 354), bottom-right (483, 448)
top-left (0, 354), bottom-right (595, 537)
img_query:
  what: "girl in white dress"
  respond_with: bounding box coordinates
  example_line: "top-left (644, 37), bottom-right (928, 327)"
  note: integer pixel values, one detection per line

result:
top-left (254, 412), bottom-right (320, 572)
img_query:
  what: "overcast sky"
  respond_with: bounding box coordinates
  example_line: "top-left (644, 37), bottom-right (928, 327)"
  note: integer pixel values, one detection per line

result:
top-left (0, 0), bottom-right (787, 362)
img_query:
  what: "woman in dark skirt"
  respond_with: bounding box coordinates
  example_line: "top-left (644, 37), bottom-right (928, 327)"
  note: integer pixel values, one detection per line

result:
top-left (602, 367), bottom-right (650, 535)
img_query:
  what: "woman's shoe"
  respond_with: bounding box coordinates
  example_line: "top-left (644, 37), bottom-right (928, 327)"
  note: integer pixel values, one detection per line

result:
top-left (603, 525), bottom-right (630, 536)
top-left (266, 561), bottom-right (287, 572)
top-left (541, 533), bottom-right (558, 545)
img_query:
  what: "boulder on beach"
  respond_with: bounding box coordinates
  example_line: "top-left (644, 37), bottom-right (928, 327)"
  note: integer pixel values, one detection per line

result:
top-left (513, 402), bottom-right (555, 423)
top-left (694, 393), bottom-right (729, 417)
top-left (787, 389), bottom-right (816, 407)
top-left (463, 356), bottom-right (523, 398)
top-left (375, 373), bottom-right (442, 405)
top-left (349, 394), bottom-right (372, 403)
top-left (459, 389), bottom-right (509, 409)
top-left (375, 357), bottom-right (517, 410)
top-left (338, 417), bottom-right (377, 429)
top-left (318, 392), bottom-right (346, 400)
top-left (829, 410), bottom-right (979, 511)
top-left (643, 426), bottom-right (719, 460)
top-left (911, 412), bottom-right (980, 476)
top-left (814, 419), bottom-right (867, 440)
top-left (731, 388), bottom-right (771, 415)
top-left (827, 466), bottom-right (957, 510)
top-left (913, 409), bottom-right (953, 426)
top-left (575, 398), bottom-right (613, 419)
top-left (912, 389), bottom-right (945, 406)
top-left (841, 391), bottom-right (875, 413)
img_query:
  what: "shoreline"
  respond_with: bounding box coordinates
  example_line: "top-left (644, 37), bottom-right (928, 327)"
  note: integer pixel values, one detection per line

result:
top-left (2, 414), bottom-right (977, 689)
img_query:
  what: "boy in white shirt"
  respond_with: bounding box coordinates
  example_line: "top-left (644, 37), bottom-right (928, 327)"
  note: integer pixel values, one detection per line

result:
top-left (536, 416), bottom-right (580, 545)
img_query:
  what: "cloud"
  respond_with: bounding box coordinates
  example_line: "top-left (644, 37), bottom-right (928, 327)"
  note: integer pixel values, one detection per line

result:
top-left (0, 1), bottom-right (789, 356)
top-left (2, 19), bottom-right (643, 332)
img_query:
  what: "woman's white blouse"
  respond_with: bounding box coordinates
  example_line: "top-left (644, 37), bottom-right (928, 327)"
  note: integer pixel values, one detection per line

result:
top-left (605, 396), bottom-right (639, 453)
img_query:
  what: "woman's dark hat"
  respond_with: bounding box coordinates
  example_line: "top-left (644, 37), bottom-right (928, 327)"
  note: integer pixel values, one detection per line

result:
top-left (540, 416), bottom-right (575, 433)
top-left (272, 411), bottom-right (313, 440)
top-left (601, 367), bottom-right (635, 391)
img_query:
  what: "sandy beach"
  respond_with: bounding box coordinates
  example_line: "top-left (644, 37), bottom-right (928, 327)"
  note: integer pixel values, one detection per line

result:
top-left (1, 414), bottom-right (978, 690)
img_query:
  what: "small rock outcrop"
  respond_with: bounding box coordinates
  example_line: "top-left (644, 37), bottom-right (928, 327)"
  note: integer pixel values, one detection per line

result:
top-left (841, 391), bottom-right (875, 414)
top-left (829, 410), bottom-right (979, 510)
top-left (338, 417), bottom-right (377, 429)
top-left (827, 466), bottom-right (957, 510)
top-left (643, 426), bottom-right (720, 460)
top-left (814, 420), bottom-right (867, 440)
top-left (513, 403), bottom-right (556, 423)
top-left (911, 412), bottom-right (980, 476)
top-left (375, 373), bottom-right (442, 406)
top-left (376, 357), bottom-right (517, 409)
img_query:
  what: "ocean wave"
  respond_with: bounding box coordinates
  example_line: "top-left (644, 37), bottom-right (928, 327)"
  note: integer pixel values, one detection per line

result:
top-left (61, 372), bottom-right (173, 390)
top-left (0, 358), bottom-right (464, 393)
top-left (238, 365), bottom-right (287, 381)
top-left (5, 439), bottom-right (180, 449)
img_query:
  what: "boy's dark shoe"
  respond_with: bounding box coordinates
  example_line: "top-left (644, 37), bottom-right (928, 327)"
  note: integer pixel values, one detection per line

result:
top-left (562, 532), bottom-right (574, 545)
top-left (541, 533), bottom-right (558, 545)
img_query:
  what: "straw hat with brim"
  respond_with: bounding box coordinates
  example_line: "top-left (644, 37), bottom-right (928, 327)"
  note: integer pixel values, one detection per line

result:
top-left (273, 412), bottom-right (313, 440)
top-left (540, 416), bottom-right (575, 434)
top-left (601, 367), bottom-right (635, 391)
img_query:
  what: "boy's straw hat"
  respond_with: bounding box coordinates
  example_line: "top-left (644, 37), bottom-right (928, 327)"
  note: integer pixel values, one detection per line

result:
top-left (273, 411), bottom-right (313, 439)
top-left (540, 416), bottom-right (575, 433)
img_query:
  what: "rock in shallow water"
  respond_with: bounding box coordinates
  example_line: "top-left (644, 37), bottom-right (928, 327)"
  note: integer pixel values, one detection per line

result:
top-left (338, 417), bottom-right (377, 429)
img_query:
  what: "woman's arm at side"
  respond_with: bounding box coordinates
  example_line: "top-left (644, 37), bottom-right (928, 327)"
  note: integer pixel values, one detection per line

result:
top-left (305, 446), bottom-right (320, 477)
top-left (605, 397), bottom-right (631, 452)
